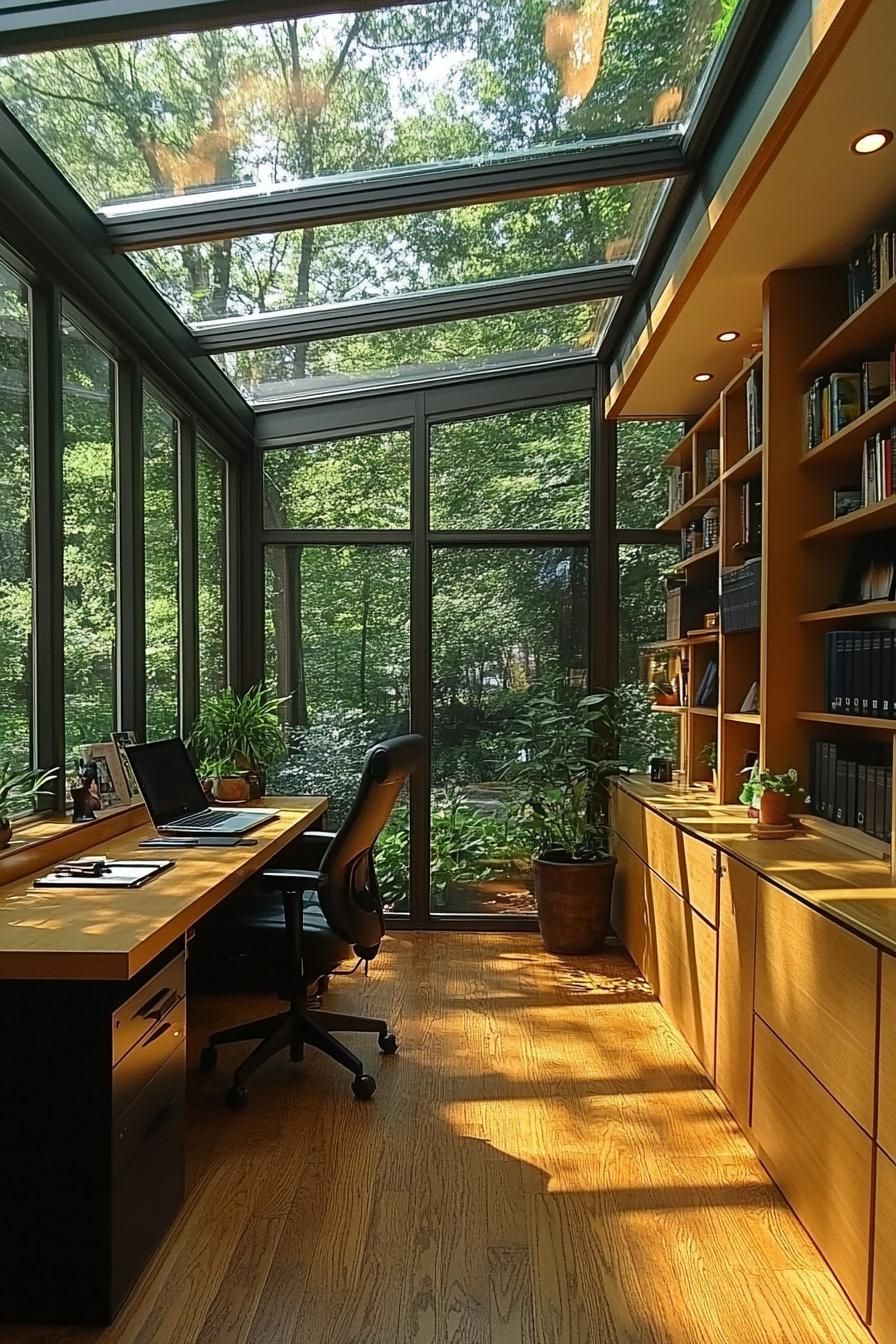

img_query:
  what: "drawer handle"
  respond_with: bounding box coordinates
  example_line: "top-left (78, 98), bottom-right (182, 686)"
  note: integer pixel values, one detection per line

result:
top-left (144, 1102), bottom-right (174, 1142)
top-left (142, 990), bottom-right (179, 1023)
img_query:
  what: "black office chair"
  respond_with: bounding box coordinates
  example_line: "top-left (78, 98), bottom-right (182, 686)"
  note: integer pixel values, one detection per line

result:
top-left (197, 733), bottom-right (425, 1106)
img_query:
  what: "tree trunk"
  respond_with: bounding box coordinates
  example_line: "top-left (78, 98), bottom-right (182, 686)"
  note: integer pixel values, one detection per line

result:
top-left (358, 556), bottom-right (372, 708)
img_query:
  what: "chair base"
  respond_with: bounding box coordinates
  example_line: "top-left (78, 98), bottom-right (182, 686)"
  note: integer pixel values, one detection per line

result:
top-left (204, 1004), bottom-right (394, 1102)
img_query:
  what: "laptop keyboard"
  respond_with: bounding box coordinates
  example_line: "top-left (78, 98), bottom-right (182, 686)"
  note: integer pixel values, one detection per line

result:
top-left (184, 811), bottom-right (230, 829)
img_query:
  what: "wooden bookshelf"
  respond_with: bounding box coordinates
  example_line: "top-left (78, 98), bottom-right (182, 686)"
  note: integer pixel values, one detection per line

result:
top-left (659, 475), bottom-right (720, 531)
top-left (690, 706), bottom-right (718, 718)
top-left (796, 711), bottom-right (896, 732)
top-left (800, 493), bottom-right (896, 542)
top-left (721, 446), bottom-right (763, 484)
top-left (799, 601), bottom-right (896, 622)
top-left (725, 712), bottom-right (760, 725)
top-left (675, 542), bottom-right (720, 573)
top-left (799, 389), bottom-right (896, 469)
top-left (799, 273), bottom-right (896, 379)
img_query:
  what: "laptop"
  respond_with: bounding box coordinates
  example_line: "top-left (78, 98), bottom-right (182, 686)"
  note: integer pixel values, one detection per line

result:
top-left (126, 737), bottom-right (279, 836)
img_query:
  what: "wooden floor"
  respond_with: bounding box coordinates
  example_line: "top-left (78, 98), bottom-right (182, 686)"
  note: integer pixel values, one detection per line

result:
top-left (2, 934), bottom-right (872, 1344)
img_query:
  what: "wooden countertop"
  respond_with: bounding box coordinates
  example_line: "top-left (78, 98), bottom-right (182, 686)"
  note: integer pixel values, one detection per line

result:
top-left (614, 775), bottom-right (896, 956)
top-left (0, 797), bottom-right (328, 981)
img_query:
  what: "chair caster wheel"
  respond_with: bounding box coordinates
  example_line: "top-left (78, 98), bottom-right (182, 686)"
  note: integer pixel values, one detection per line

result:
top-left (352, 1074), bottom-right (376, 1100)
top-left (199, 1045), bottom-right (218, 1072)
top-left (378, 1031), bottom-right (398, 1055)
top-left (225, 1083), bottom-right (248, 1110)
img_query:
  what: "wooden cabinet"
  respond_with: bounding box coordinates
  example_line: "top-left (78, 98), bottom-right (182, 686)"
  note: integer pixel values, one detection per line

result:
top-left (878, 954), bottom-right (896, 1163)
top-left (680, 831), bottom-right (718, 926)
top-left (751, 1019), bottom-right (873, 1316)
top-left (611, 837), bottom-right (656, 984)
top-left (872, 1147), bottom-right (896, 1342)
top-left (755, 878), bottom-right (878, 1133)
top-left (611, 786), bottom-right (648, 865)
top-left (648, 868), bottom-right (717, 1076)
top-left (715, 856), bottom-right (757, 1130)
top-left (643, 806), bottom-right (684, 894)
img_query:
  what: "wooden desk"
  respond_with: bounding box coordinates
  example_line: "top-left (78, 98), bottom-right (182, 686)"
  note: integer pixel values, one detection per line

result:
top-left (0, 796), bottom-right (328, 1327)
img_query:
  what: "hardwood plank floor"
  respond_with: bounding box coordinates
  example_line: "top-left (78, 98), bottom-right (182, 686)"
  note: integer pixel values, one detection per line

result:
top-left (0, 934), bottom-right (871, 1344)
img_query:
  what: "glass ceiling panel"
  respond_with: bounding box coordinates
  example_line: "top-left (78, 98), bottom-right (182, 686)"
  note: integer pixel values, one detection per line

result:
top-left (133, 180), bottom-right (665, 322)
top-left (216, 298), bottom-right (616, 404)
top-left (0, 0), bottom-right (736, 212)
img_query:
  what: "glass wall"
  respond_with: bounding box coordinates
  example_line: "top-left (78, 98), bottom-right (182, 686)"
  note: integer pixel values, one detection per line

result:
top-left (143, 389), bottom-right (180, 739)
top-left (61, 319), bottom-right (117, 762)
top-left (196, 437), bottom-right (228, 702)
top-left (0, 260), bottom-right (32, 772)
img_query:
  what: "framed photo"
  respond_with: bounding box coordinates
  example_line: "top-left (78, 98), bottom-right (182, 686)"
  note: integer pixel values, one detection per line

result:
top-left (80, 743), bottom-right (128, 810)
top-left (112, 730), bottom-right (141, 800)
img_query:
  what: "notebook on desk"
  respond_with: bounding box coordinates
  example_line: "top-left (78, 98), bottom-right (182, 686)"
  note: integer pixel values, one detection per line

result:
top-left (33, 859), bottom-right (174, 889)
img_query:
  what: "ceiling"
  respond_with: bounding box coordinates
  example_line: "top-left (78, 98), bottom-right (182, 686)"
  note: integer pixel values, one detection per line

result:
top-left (608, 0), bottom-right (896, 418)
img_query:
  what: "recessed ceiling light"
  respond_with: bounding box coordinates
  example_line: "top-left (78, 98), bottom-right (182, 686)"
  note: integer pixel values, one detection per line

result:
top-left (852, 129), bottom-right (893, 155)
top-left (717, 330), bottom-right (740, 343)
top-left (694, 373), bottom-right (714, 383)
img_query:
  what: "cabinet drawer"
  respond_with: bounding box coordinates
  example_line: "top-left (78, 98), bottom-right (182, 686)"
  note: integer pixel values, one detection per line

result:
top-left (112, 1041), bottom-right (186, 1178)
top-left (648, 867), bottom-right (716, 1075)
top-left (681, 832), bottom-right (718, 926)
top-left (879, 955), bottom-right (896, 1162)
top-left (755, 880), bottom-right (877, 1132)
top-left (611, 838), bottom-right (655, 984)
top-left (113, 994), bottom-right (185, 1120)
top-left (715, 856), bottom-right (757, 1130)
top-left (872, 1147), bottom-right (896, 1342)
top-left (113, 953), bottom-right (186, 1065)
top-left (752, 1019), bottom-right (872, 1315)
top-left (612, 787), bottom-right (648, 864)
top-left (644, 806), bottom-right (683, 894)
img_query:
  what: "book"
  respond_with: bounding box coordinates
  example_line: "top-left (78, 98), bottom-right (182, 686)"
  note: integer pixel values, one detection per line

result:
top-left (829, 372), bottom-right (861, 434)
top-left (862, 359), bottom-right (891, 412)
top-left (746, 368), bottom-right (763, 451)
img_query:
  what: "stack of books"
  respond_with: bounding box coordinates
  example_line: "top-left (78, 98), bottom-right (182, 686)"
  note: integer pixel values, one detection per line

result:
top-left (668, 467), bottom-right (692, 515)
top-left (692, 657), bottom-right (718, 708)
top-left (737, 479), bottom-right (762, 551)
top-left (824, 628), bottom-right (896, 718)
top-left (811, 740), bottom-right (892, 842)
top-left (848, 229), bottom-right (896, 314)
top-left (805, 360), bottom-right (895, 450)
top-left (862, 429), bottom-right (896, 505)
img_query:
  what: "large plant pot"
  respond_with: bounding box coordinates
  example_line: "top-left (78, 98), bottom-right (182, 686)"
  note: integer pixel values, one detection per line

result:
top-left (759, 790), bottom-right (791, 826)
top-left (214, 775), bottom-right (251, 804)
top-left (534, 854), bottom-right (617, 956)
top-left (0, 821), bottom-right (11, 850)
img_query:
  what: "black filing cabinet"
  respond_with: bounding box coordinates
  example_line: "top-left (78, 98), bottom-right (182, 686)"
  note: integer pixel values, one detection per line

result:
top-left (0, 945), bottom-right (187, 1325)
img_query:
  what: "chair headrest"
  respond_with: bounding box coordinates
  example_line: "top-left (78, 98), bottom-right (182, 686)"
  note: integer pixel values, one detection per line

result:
top-left (365, 733), bottom-right (426, 785)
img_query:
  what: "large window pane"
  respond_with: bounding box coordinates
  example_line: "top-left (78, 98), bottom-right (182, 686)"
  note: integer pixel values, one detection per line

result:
top-left (62, 320), bottom-right (116, 760)
top-left (143, 390), bottom-right (180, 738)
top-left (264, 431), bottom-right (411, 530)
top-left (0, 4), bottom-right (738, 210)
top-left (616, 419), bottom-right (684, 528)
top-left (431, 546), bottom-right (588, 916)
top-left (0, 262), bottom-right (32, 771)
top-left (617, 542), bottom-right (679, 771)
top-left (265, 544), bottom-right (411, 911)
top-left (430, 404), bottom-right (590, 530)
top-left (136, 181), bottom-right (666, 323)
top-left (196, 439), bottom-right (228, 702)
top-left (218, 301), bottom-right (614, 402)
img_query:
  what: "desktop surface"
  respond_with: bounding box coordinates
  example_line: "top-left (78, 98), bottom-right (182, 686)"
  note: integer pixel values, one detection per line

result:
top-left (0, 796), bottom-right (328, 981)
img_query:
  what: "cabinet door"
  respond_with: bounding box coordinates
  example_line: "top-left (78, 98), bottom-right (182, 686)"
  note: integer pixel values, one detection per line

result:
top-left (752, 1019), bottom-right (873, 1316)
top-left (715, 856), bottom-right (757, 1130)
top-left (755, 879), bottom-right (878, 1132)
top-left (879, 954), bottom-right (896, 1162)
top-left (611, 786), bottom-right (648, 864)
top-left (649, 868), bottom-right (717, 1075)
top-left (611, 837), bottom-right (656, 984)
top-left (872, 1147), bottom-right (896, 1342)
top-left (644, 806), bottom-right (684, 894)
top-left (681, 832), bottom-right (718, 926)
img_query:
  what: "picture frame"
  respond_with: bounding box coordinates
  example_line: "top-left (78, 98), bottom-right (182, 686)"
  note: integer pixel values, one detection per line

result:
top-left (80, 742), bottom-right (128, 810)
top-left (112, 730), bottom-right (142, 800)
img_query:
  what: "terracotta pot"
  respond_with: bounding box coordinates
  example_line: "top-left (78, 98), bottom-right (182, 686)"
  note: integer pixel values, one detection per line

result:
top-left (533, 854), bottom-right (617, 956)
top-left (759, 790), bottom-right (791, 826)
top-left (213, 775), bottom-right (251, 804)
top-left (0, 821), bottom-right (11, 849)
top-left (653, 692), bottom-right (679, 707)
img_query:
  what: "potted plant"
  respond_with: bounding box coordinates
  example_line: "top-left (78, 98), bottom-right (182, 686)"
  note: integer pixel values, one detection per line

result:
top-left (698, 739), bottom-right (718, 790)
top-left (0, 763), bottom-right (58, 847)
top-left (504, 687), bottom-right (620, 956)
top-left (751, 768), bottom-right (803, 826)
top-left (651, 677), bottom-right (679, 707)
top-left (188, 684), bottom-right (288, 803)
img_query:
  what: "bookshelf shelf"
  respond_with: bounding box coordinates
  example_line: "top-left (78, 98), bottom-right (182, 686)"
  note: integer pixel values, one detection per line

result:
top-left (799, 274), bottom-right (896, 380)
top-left (675, 543), bottom-right (720, 573)
top-left (642, 633), bottom-right (718, 652)
top-left (795, 711), bottom-right (896, 732)
top-left (651, 704), bottom-right (685, 715)
top-left (799, 601), bottom-right (896, 622)
top-left (721, 446), bottom-right (764, 484)
top-left (658, 476), bottom-right (720, 531)
top-left (799, 390), bottom-right (896, 470)
top-left (724, 350), bottom-right (763, 395)
top-left (725, 712), bottom-right (760, 724)
top-left (663, 432), bottom-right (693, 469)
top-left (689, 706), bottom-right (718, 718)
top-left (800, 492), bottom-right (896, 542)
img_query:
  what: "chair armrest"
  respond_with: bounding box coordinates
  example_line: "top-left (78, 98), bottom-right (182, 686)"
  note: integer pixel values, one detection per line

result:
top-left (275, 829), bottom-right (335, 870)
top-left (262, 868), bottom-right (322, 889)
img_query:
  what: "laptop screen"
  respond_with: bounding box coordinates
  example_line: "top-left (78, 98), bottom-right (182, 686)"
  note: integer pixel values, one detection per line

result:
top-left (126, 738), bottom-right (210, 826)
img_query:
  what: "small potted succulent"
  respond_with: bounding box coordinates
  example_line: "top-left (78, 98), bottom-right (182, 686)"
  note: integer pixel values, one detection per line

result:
top-left (0, 763), bottom-right (59, 847)
top-left (745, 767), bottom-right (803, 826)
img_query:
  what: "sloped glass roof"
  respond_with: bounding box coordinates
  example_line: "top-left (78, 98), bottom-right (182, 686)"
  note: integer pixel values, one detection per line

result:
top-left (0, 0), bottom-right (744, 403)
